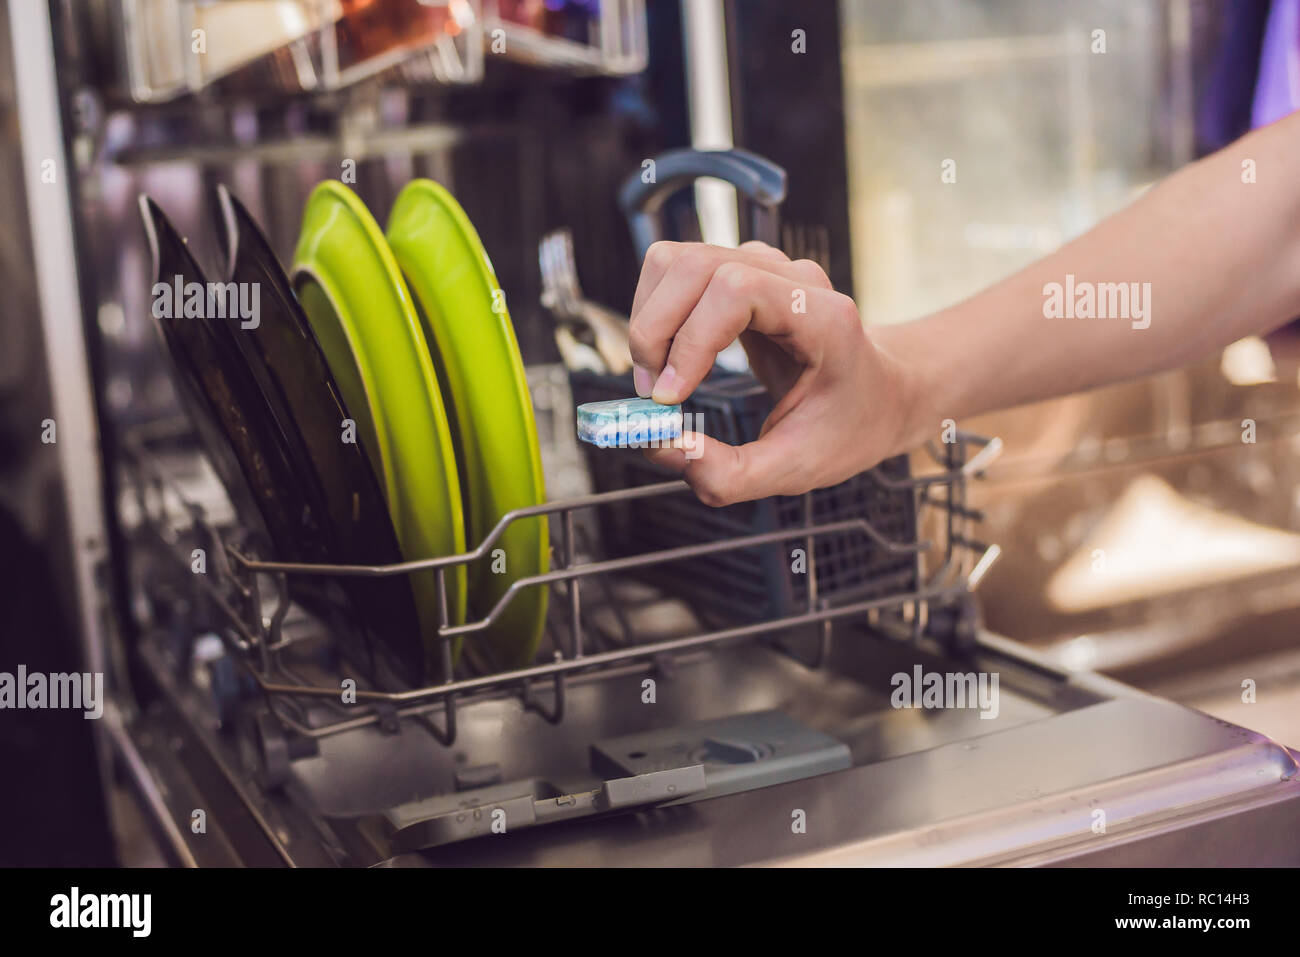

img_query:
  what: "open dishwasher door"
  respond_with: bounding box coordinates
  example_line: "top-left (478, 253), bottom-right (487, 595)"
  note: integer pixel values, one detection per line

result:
top-left (120, 606), bottom-right (1300, 867)
top-left (381, 638), bottom-right (1300, 868)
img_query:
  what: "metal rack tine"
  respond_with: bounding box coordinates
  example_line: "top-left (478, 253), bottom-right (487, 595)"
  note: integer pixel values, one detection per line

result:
top-left (520, 651), bottom-right (566, 725)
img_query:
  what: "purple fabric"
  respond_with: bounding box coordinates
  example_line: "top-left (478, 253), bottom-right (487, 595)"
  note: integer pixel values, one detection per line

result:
top-left (1196, 0), bottom-right (1270, 150)
top-left (1252, 0), bottom-right (1300, 126)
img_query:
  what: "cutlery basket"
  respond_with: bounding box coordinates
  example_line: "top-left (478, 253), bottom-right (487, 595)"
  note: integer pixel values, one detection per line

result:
top-left (569, 369), bottom-right (920, 624)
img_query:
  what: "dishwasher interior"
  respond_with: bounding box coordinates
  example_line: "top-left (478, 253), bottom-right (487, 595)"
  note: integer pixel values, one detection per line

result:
top-left (116, 410), bottom-right (1015, 864)
top-left (16, 0), bottom-right (1300, 868)
top-left (112, 417), bottom-right (1300, 868)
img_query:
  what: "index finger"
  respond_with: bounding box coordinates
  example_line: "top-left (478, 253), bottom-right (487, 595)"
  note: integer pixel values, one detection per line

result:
top-left (630, 241), bottom-right (788, 323)
top-left (628, 245), bottom-right (826, 389)
top-left (650, 261), bottom-right (809, 405)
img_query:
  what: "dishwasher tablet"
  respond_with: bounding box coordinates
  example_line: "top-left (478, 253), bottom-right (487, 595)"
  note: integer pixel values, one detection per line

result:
top-left (576, 397), bottom-right (683, 448)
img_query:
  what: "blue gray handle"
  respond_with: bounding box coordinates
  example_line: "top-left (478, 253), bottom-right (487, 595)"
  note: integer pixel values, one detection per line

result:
top-left (618, 148), bottom-right (788, 262)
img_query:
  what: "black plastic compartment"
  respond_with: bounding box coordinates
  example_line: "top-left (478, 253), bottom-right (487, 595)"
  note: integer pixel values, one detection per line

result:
top-left (570, 369), bottom-right (919, 624)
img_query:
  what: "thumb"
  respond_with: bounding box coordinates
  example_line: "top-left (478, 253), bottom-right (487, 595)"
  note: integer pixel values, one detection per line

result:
top-left (644, 430), bottom-right (801, 506)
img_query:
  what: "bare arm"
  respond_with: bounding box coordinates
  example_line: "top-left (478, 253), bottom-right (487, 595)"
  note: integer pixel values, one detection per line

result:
top-left (879, 108), bottom-right (1300, 450)
top-left (628, 112), bottom-right (1300, 505)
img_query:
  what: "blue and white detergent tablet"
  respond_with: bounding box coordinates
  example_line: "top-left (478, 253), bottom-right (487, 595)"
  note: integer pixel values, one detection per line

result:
top-left (576, 397), bottom-right (683, 448)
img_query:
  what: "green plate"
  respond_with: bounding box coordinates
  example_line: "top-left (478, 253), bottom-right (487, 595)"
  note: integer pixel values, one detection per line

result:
top-left (386, 179), bottom-right (548, 671)
top-left (291, 181), bottom-right (466, 677)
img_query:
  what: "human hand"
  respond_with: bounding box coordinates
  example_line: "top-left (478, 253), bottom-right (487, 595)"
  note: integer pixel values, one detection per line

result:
top-left (627, 240), bottom-right (925, 505)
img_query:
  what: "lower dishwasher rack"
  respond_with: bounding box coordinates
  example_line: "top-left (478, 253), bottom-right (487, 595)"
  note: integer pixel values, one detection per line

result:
top-left (117, 420), bottom-right (1001, 747)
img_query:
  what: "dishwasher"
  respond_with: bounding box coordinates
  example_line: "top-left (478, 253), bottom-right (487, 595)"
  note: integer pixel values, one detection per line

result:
top-left (10, 0), bottom-right (1300, 869)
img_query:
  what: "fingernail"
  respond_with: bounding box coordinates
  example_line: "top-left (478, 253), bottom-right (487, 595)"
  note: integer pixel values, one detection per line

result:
top-left (652, 364), bottom-right (681, 404)
top-left (633, 364), bottom-right (653, 397)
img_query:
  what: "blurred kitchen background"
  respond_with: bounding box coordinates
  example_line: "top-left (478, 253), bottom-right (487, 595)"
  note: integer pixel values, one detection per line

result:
top-left (3, 0), bottom-right (1300, 863)
top-left (834, 0), bottom-right (1300, 749)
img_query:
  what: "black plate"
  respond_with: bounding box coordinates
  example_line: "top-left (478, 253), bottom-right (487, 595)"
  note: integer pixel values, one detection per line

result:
top-left (213, 186), bottom-right (424, 684)
top-left (141, 195), bottom-right (325, 557)
top-left (142, 196), bottom-right (390, 679)
top-left (139, 198), bottom-right (266, 544)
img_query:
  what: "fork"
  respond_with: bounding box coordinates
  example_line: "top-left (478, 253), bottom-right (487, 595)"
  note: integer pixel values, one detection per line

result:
top-left (539, 229), bottom-right (632, 375)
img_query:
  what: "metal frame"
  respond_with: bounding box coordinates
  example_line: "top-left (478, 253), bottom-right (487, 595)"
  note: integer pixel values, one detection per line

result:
top-left (484, 0), bottom-right (648, 75)
top-left (120, 424), bottom-right (1000, 748)
top-left (9, 2), bottom-right (111, 683)
top-left (681, 0), bottom-right (739, 248)
top-left (117, 0), bottom-right (485, 101)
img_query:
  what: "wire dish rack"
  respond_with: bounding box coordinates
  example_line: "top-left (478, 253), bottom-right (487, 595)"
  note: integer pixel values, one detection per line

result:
top-left (118, 420), bottom-right (1002, 757)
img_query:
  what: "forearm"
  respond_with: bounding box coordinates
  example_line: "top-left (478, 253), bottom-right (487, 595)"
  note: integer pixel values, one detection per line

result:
top-left (876, 110), bottom-right (1300, 451)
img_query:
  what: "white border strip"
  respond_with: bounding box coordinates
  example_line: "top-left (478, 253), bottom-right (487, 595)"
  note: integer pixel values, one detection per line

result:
top-left (10, 2), bottom-right (108, 677)
top-left (680, 0), bottom-right (738, 248)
